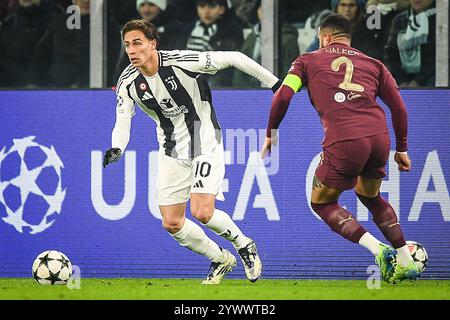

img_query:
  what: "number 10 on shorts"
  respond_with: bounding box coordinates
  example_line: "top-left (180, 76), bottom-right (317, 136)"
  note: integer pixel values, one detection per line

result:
top-left (195, 161), bottom-right (212, 178)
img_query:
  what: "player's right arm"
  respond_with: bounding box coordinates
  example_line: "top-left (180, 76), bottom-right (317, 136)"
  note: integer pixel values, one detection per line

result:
top-left (103, 76), bottom-right (136, 168)
top-left (162, 50), bottom-right (281, 91)
top-left (378, 64), bottom-right (411, 171)
top-left (261, 57), bottom-right (305, 159)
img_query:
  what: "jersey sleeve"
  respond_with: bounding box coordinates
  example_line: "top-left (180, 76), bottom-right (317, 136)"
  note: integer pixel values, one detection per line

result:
top-left (161, 50), bottom-right (219, 74)
top-left (284, 55), bottom-right (307, 92)
top-left (111, 78), bottom-right (135, 152)
top-left (265, 55), bottom-right (305, 137)
top-left (161, 50), bottom-right (279, 88)
top-left (378, 64), bottom-right (408, 152)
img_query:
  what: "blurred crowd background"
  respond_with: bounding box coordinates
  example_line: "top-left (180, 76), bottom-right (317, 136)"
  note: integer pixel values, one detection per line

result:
top-left (0, 0), bottom-right (441, 89)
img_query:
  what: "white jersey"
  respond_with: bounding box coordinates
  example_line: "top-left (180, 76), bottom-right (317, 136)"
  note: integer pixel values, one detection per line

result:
top-left (112, 50), bottom-right (278, 159)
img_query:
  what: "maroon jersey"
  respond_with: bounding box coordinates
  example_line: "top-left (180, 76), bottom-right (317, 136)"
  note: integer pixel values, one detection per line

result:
top-left (269, 43), bottom-right (408, 152)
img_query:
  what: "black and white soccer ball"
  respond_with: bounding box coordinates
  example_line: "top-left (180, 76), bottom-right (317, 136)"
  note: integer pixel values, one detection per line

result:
top-left (406, 241), bottom-right (428, 272)
top-left (32, 250), bottom-right (72, 285)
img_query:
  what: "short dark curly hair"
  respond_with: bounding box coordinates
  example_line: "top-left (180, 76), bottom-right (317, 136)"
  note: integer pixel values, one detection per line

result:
top-left (121, 19), bottom-right (160, 46)
top-left (319, 14), bottom-right (352, 38)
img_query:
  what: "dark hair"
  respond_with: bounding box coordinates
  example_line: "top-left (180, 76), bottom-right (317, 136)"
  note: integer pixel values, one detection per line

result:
top-left (121, 19), bottom-right (160, 46)
top-left (318, 14), bottom-right (352, 38)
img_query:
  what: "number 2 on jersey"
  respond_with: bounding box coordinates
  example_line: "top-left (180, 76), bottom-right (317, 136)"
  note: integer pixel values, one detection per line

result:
top-left (331, 56), bottom-right (364, 92)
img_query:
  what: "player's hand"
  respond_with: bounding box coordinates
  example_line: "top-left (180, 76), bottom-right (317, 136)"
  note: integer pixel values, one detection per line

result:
top-left (103, 148), bottom-right (122, 168)
top-left (261, 136), bottom-right (278, 159)
top-left (394, 152), bottom-right (411, 172)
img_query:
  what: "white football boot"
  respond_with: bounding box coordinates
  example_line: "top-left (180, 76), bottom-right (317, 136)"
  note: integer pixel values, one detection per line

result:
top-left (202, 249), bottom-right (237, 285)
top-left (237, 239), bottom-right (262, 282)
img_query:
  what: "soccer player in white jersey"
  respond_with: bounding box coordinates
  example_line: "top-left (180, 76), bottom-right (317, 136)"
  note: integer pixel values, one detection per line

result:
top-left (103, 20), bottom-right (281, 284)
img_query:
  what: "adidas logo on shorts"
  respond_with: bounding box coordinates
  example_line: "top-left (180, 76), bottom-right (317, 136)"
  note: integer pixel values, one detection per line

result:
top-left (193, 180), bottom-right (204, 188)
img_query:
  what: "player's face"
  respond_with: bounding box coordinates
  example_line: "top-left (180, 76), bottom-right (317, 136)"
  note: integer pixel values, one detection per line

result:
top-left (139, 3), bottom-right (161, 22)
top-left (336, 0), bottom-right (358, 22)
top-left (197, 4), bottom-right (225, 25)
top-left (124, 30), bottom-right (156, 67)
top-left (410, 0), bottom-right (433, 13)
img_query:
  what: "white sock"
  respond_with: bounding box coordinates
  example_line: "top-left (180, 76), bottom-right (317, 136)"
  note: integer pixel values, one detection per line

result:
top-left (171, 218), bottom-right (225, 263)
top-left (396, 245), bottom-right (414, 267)
top-left (358, 232), bottom-right (382, 256)
top-left (203, 209), bottom-right (249, 250)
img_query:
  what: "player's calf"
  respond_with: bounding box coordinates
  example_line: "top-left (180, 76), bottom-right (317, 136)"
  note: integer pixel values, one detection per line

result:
top-left (356, 193), bottom-right (406, 249)
top-left (170, 218), bottom-right (224, 263)
top-left (311, 201), bottom-right (367, 243)
top-left (356, 192), bottom-right (419, 270)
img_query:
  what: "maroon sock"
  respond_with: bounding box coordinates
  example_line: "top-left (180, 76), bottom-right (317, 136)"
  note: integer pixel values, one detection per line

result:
top-left (311, 202), bottom-right (367, 243)
top-left (356, 193), bottom-right (406, 249)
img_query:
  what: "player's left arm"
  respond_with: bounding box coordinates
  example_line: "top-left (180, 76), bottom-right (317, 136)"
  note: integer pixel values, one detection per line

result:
top-left (207, 51), bottom-right (281, 91)
top-left (378, 64), bottom-right (411, 171)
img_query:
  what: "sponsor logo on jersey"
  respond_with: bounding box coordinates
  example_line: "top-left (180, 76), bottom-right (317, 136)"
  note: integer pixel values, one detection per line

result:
top-left (160, 98), bottom-right (188, 118)
top-left (347, 92), bottom-right (362, 101)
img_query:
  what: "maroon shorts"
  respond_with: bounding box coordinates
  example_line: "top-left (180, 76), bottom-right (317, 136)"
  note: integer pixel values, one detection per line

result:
top-left (315, 133), bottom-right (390, 190)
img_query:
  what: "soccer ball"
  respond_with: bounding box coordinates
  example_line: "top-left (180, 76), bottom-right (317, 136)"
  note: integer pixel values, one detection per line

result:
top-left (32, 250), bottom-right (72, 285)
top-left (406, 241), bottom-right (428, 272)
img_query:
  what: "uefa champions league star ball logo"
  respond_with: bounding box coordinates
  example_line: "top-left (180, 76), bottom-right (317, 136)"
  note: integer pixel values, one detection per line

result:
top-left (0, 136), bottom-right (66, 234)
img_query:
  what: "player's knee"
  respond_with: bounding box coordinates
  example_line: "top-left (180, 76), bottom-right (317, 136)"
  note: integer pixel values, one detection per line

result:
top-left (162, 216), bottom-right (184, 234)
top-left (355, 187), bottom-right (379, 198)
top-left (191, 202), bottom-right (214, 224)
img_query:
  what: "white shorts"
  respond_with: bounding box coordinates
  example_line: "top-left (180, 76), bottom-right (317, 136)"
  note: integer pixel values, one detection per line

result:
top-left (156, 143), bottom-right (225, 205)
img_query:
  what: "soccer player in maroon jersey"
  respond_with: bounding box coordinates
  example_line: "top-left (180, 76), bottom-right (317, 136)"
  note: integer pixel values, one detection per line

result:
top-left (261, 14), bottom-right (420, 284)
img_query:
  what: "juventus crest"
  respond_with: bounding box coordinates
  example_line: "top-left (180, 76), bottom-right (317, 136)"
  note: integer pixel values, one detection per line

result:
top-left (165, 76), bottom-right (178, 91)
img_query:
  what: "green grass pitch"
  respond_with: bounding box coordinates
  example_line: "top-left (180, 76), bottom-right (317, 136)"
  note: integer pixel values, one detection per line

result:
top-left (0, 278), bottom-right (449, 300)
